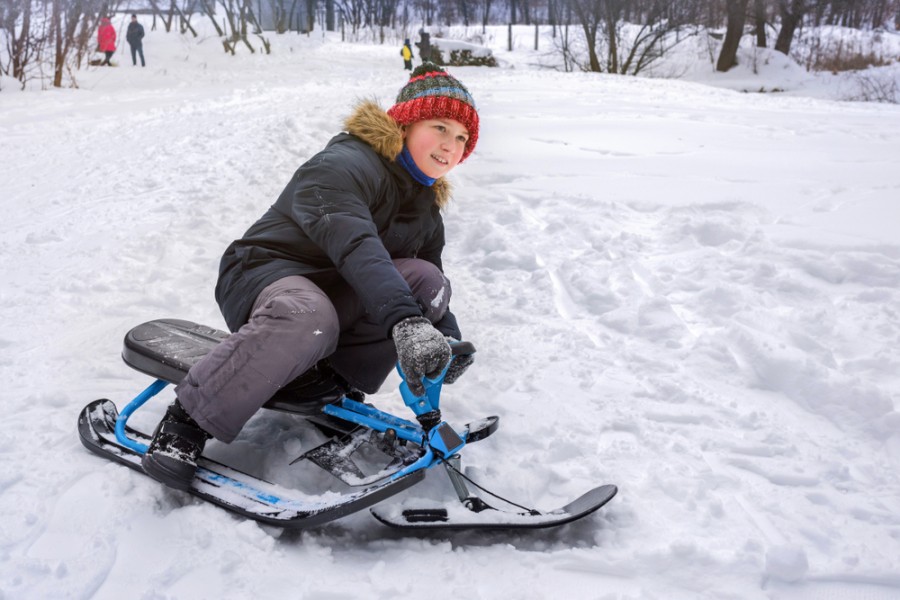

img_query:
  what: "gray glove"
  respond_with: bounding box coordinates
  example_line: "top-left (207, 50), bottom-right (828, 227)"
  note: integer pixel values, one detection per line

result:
top-left (393, 316), bottom-right (452, 396)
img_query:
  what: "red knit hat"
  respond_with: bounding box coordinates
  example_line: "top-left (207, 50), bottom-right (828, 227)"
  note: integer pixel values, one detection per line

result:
top-left (387, 63), bottom-right (479, 162)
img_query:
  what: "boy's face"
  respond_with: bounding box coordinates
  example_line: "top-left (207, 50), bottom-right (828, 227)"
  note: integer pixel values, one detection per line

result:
top-left (403, 118), bottom-right (469, 179)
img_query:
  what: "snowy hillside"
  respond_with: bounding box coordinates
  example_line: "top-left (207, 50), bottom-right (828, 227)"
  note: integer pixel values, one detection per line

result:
top-left (1, 23), bottom-right (899, 600)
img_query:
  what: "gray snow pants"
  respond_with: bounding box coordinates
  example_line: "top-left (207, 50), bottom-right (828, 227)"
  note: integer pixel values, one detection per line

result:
top-left (176, 258), bottom-right (451, 442)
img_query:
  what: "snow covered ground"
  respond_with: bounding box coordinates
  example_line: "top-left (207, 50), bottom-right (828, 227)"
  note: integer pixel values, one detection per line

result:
top-left (1, 23), bottom-right (899, 600)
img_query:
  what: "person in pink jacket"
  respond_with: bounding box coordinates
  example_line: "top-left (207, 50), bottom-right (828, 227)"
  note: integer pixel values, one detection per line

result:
top-left (97, 16), bottom-right (117, 66)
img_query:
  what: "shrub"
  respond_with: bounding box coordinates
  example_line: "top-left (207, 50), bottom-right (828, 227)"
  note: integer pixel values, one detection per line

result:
top-left (447, 49), bottom-right (498, 67)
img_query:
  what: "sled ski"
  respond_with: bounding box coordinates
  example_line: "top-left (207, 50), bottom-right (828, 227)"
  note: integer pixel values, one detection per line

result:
top-left (78, 398), bottom-right (423, 528)
top-left (372, 462), bottom-right (618, 530)
top-left (78, 318), bottom-right (618, 531)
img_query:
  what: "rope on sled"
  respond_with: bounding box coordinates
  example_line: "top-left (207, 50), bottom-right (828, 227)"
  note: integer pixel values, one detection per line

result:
top-left (441, 458), bottom-right (540, 515)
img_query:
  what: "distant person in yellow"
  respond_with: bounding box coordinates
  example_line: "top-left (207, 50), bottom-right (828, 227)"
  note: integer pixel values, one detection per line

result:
top-left (401, 39), bottom-right (413, 70)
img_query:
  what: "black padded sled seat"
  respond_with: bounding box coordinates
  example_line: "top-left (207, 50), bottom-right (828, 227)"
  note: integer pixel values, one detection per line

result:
top-left (122, 319), bottom-right (228, 385)
top-left (122, 319), bottom-right (477, 417)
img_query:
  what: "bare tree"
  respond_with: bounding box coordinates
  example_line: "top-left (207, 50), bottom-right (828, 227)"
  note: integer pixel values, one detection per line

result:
top-left (1, 0), bottom-right (39, 87)
top-left (752, 0), bottom-right (768, 47)
top-left (716, 0), bottom-right (749, 71)
top-left (326, 0), bottom-right (336, 29)
top-left (147, 0), bottom-right (176, 32)
top-left (774, 0), bottom-right (806, 55)
top-left (562, 0), bottom-right (690, 75)
top-left (171, 1), bottom-right (199, 36)
top-left (458, 0), bottom-right (472, 26)
top-left (567, 0), bottom-right (604, 71)
top-left (477, 0), bottom-right (495, 32)
top-left (413, 0), bottom-right (436, 25)
top-left (197, 0), bottom-right (270, 54)
top-left (0, 0), bottom-right (168, 89)
top-left (334, 0), bottom-right (365, 35)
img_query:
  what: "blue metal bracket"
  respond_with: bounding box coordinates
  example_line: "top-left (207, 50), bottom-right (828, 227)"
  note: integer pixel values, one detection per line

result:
top-left (323, 398), bottom-right (426, 445)
top-left (396, 362), bottom-right (450, 418)
top-left (115, 379), bottom-right (169, 454)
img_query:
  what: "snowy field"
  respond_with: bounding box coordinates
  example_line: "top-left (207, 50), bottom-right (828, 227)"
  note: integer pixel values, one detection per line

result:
top-left (2, 23), bottom-right (900, 600)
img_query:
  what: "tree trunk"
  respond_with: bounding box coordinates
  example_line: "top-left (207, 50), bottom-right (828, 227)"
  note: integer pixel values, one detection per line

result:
top-left (171, 1), bottom-right (198, 37)
top-left (53, 0), bottom-right (63, 87)
top-left (581, 21), bottom-right (601, 72)
top-left (460, 0), bottom-right (469, 27)
top-left (326, 0), bottom-right (335, 30)
top-left (754, 0), bottom-right (766, 47)
top-left (306, 0), bottom-right (315, 32)
top-left (716, 0), bottom-right (749, 72)
top-left (774, 0), bottom-right (804, 55)
top-left (12, 1), bottom-right (32, 81)
top-left (200, 0), bottom-right (227, 36)
top-left (604, 3), bottom-right (618, 73)
top-left (482, 0), bottom-right (492, 33)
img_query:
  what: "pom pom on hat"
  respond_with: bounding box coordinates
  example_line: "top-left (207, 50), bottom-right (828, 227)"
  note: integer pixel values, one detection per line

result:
top-left (387, 63), bottom-right (479, 162)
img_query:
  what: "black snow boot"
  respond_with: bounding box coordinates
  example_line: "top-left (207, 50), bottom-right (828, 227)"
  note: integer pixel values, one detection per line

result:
top-left (265, 359), bottom-right (363, 414)
top-left (141, 400), bottom-right (211, 491)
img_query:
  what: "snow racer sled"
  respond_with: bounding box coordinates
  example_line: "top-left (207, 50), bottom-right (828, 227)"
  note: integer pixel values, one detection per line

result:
top-left (78, 319), bottom-right (617, 530)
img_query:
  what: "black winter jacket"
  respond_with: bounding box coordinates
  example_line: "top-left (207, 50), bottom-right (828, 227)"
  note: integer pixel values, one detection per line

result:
top-left (126, 22), bottom-right (144, 46)
top-left (215, 101), bottom-right (461, 340)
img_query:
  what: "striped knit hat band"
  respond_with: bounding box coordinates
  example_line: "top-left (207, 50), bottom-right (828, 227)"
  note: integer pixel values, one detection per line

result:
top-left (387, 63), bottom-right (479, 162)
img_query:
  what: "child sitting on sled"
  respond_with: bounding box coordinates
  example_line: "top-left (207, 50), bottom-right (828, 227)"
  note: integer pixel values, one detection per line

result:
top-left (142, 63), bottom-right (480, 490)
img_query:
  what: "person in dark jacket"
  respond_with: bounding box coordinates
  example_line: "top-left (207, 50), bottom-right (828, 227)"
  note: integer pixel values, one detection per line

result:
top-left (141, 64), bottom-right (481, 490)
top-left (126, 14), bottom-right (145, 67)
top-left (415, 30), bottom-right (432, 63)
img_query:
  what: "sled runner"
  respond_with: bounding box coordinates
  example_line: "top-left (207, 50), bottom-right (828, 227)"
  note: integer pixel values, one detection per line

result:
top-left (78, 319), bottom-right (617, 530)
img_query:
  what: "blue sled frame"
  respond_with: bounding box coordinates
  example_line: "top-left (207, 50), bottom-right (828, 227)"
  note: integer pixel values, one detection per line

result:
top-left (79, 319), bottom-right (617, 530)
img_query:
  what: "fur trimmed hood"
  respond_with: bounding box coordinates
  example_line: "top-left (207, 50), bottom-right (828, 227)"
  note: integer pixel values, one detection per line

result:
top-left (344, 100), bottom-right (452, 208)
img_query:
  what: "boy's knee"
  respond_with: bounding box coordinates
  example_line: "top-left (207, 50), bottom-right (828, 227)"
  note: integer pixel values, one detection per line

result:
top-left (395, 258), bottom-right (451, 322)
top-left (267, 291), bottom-right (336, 325)
top-left (252, 286), bottom-right (340, 351)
